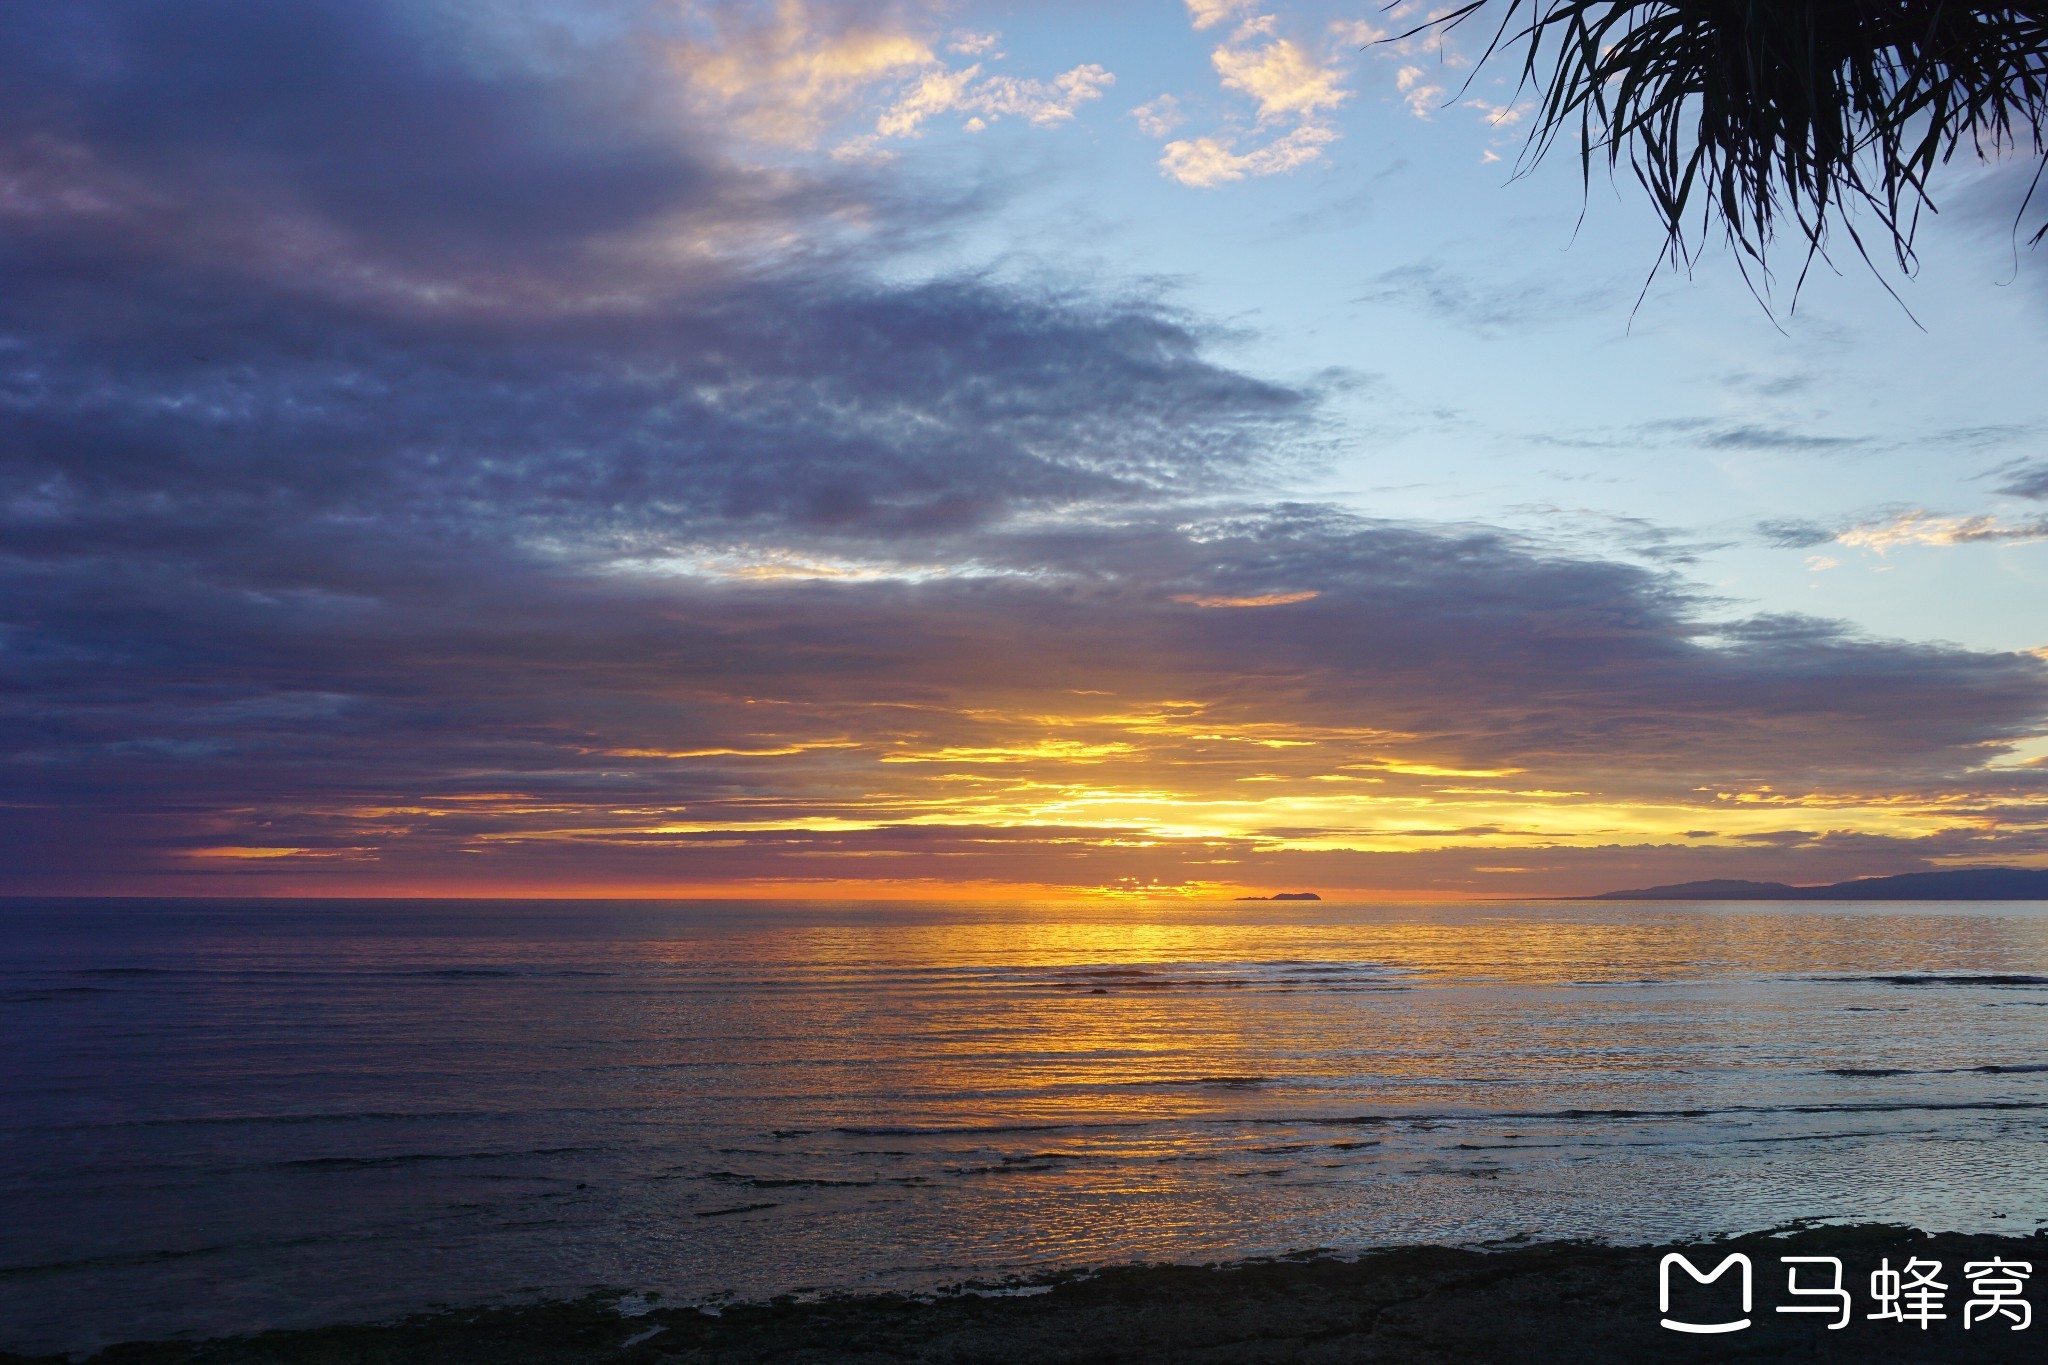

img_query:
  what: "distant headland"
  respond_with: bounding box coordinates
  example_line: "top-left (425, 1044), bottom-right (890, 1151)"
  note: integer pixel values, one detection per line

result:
top-left (1233, 891), bottom-right (1322, 901)
top-left (1583, 867), bottom-right (2048, 901)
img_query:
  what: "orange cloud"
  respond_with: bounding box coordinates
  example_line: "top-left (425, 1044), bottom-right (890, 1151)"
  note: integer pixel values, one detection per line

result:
top-left (1838, 509), bottom-right (2048, 552)
top-left (1157, 8), bottom-right (1352, 186)
top-left (603, 741), bottom-right (860, 759)
top-left (670, 1), bottom-right (1111, 155)
top-left (670, 0), bottom-right (935, 148)
top-left (1213, 38), bottom-right (1348, 121)
top-left (1172, 590), bottom-right (1319, 607)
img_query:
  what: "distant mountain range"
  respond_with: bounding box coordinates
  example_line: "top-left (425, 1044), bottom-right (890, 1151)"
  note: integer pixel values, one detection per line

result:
top-left (1585, 868), bottom-right (2048, 901)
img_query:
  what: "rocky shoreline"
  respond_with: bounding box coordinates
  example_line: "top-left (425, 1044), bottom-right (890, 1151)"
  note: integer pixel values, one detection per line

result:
top-left (8, 1226), bottom-right (2048, 1363)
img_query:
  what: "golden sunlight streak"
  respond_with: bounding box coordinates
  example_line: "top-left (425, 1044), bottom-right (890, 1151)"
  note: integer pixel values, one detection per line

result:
top-left (1171, 591), bottom-right (1320, 608)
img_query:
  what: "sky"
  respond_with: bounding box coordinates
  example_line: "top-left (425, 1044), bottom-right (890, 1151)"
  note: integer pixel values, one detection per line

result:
top-left (2, 0), bottom-right (2046, 900)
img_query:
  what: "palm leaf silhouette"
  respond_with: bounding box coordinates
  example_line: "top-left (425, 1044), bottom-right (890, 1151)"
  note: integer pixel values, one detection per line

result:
top-left (1397, 1), bottom-right (2048, 301)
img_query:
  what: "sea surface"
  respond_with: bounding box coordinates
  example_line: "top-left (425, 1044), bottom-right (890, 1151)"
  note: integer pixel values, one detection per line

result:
top-left (5, 896), bottom-right (2048, 1353)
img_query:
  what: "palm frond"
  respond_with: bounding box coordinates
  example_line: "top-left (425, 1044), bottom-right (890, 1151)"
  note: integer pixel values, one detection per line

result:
top-left (1397, 1), bottom-right (2048, 292)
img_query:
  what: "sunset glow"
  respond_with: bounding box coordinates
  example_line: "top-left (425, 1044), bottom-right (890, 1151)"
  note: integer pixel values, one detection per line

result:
top-left (2, 0), bottom-right (2045, 901)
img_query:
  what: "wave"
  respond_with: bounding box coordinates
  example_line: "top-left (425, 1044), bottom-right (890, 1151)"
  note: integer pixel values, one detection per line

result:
top-left (397, 968), bottom-right (617, 980)
top-left (1815, 973), bottom-right (2048, 987)
top-left (1823, 1067), bottom-right (1916, 1076)
top-left (831, 1122), bottom-right (1133, 1137)
top-left (986, 960), bottom-right (1417, 994)
top-left (818, 1098), bottom-right (2048, 1145)
top-left (49, 965), bottom-right (619, 982)
top-left (698, 1171), bottom-right (880, 1188)
top-left (1824, 1063), bottom-right (2048, 1077)
top-left (27, 1107), bottom-right (635, 1134)
top-left (44, 1091), bottom-right (2041, 1150)
top-left (270, 1146), bottom-right (597, 1171)
top-left (0, 1230), bottom-right (348, 1280)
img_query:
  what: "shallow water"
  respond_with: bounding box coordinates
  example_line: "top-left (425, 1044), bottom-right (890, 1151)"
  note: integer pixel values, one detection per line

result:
top-left (4, 896), bottom-right (2048, 1352)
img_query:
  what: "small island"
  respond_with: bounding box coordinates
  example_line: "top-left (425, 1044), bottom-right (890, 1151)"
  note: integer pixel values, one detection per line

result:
top-left (1232, 891), bottom-right (1322, 901)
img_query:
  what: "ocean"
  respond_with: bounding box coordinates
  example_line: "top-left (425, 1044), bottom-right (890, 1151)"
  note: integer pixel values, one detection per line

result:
top-left (4, 896), bottom-right (2047, 1354)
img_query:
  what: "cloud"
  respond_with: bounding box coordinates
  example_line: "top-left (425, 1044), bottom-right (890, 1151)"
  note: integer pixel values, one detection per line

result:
top-left (1993, 459), bottom-right (2048, 500)
top-left (1158, 9), bottom-right (1351, 187)
top-left (873, 62), bottom-right (1113, 140)
top-left (1366, 24), bottom-right (1531, 148)
top-left (11, 494), bottom-right (2045, 896)
top-left (1131, 96), bottom-right (1187, 139)
top-left (1212, 38), bottom-right (1348, 122)
top-left (1722, 370), bottom-right (1815, 399)
top-left (0, 3), bottom-right (1310, 546)
top-left (669, 1), bottom-right (1108, 154)
top-left (1394, 66), bottom-right (1446, 119)
top-left (1186, 0), bottom-right (1256, 32)
top-left (1531, 415), bottom-right (1880, 458)
top-left (1697, 426), bottom-right (1863, 451)
top-left (948, 31), bottom-right (1002, 57)
top-left (1355, 261), bottom-right (1613, 334)
top-left (1171, 590), bottom-right (1320, 607)
top-left (1756, 518), bottom-right (1839, 549)
top-left (1837, 509), bottom-right (2048, 552)
top-left (670, 0), bottom-right (937, 149)
top-left (1463, 99), bottom-right (1527, 128)
top-left (1160, 124), bottom-right (1339, 187)
top-left (0, 0), bottom-right (727, 278)
top-left (2, 0), bottom-right (2045, 900)
top-left (1329, 19), bottom-right (1388, 46)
